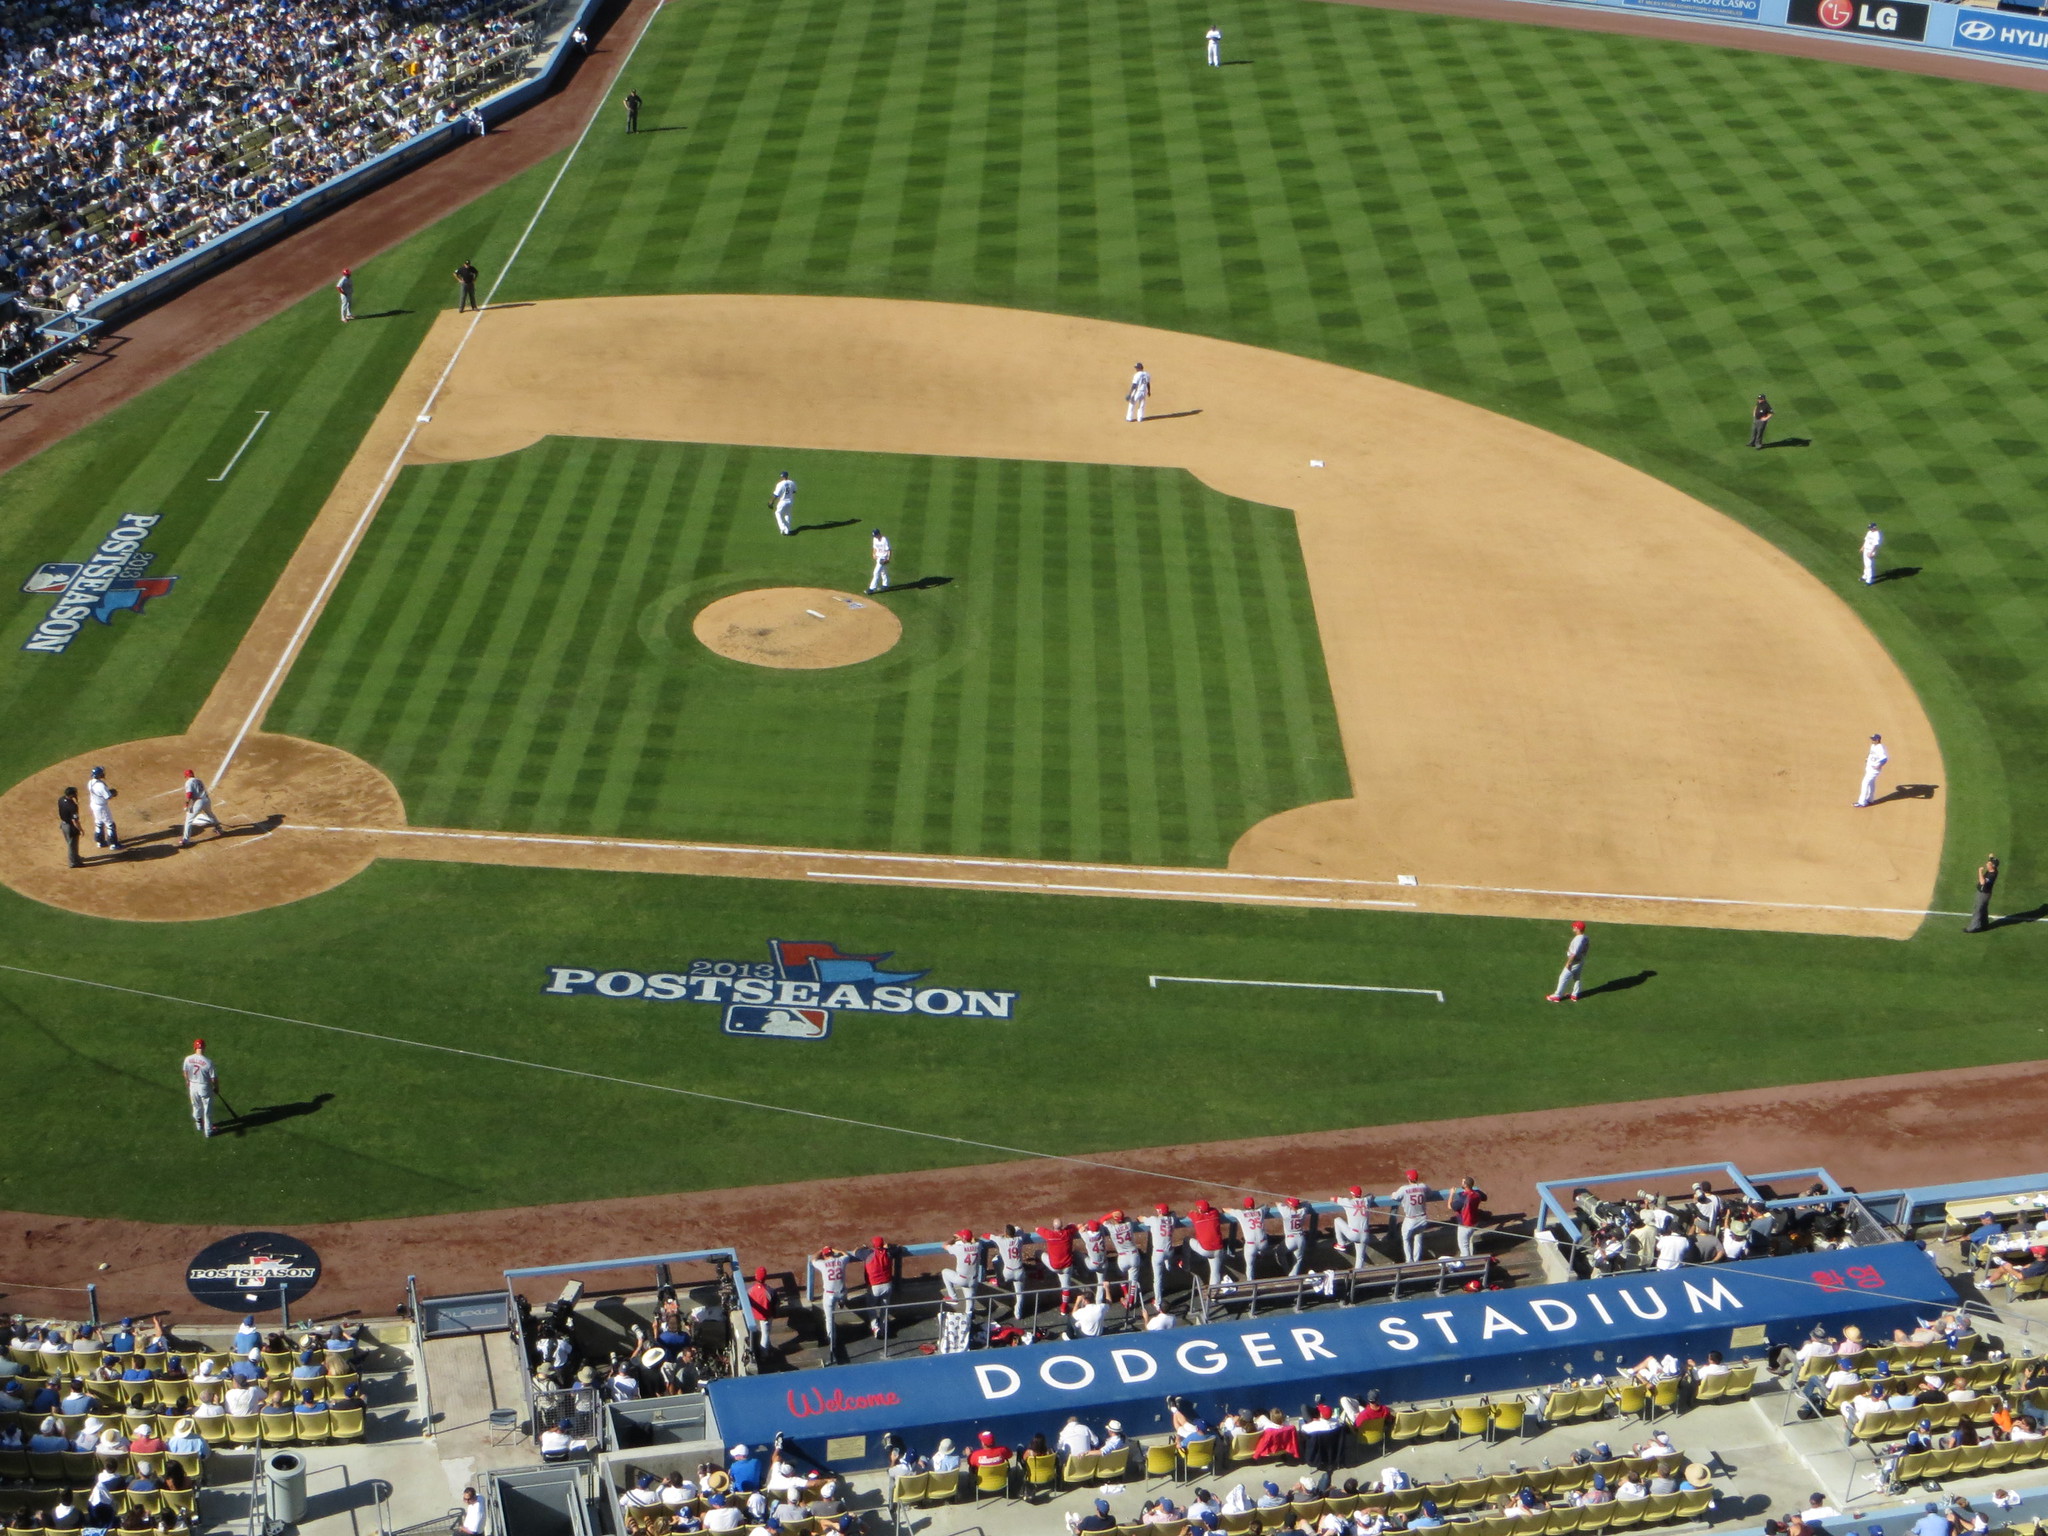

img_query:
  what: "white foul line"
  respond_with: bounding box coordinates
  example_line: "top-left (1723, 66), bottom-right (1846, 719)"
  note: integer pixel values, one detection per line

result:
top-left (212, 6), bottom-right (665, 790)
top-left (1150, 974), bottom-right (1445, 1002)
top-left (806, 870), bottom-right (1417, 906)
top-left (205, 410), bottom-right (271, 481)
top-left (278, 825), bottom-right (1962, 920)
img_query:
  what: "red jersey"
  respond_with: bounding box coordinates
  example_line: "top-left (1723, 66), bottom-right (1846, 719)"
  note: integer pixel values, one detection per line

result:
top-left (864, 1248), bottom-right (893, 1287)
top-left (1190, 1207), bottom-right (1226, 1249)
top-left (1035, 1224), bottom-right (1078, 1267)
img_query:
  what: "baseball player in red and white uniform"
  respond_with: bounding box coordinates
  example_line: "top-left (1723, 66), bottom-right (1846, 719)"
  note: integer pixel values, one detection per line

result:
top-left (1077, 1219), bottom-right (1113, 1303)
top-left (179, 769), bottom-right (220, 846)
top-left (941, 1229), bottom-right (984, 1308)
top-left (811, 1246), bottom-right (849, 1354)
top-left (1186, 1200), bottom-right (1227, 1289)
top-left (1142, 1205), bottom-right (1177, 1308)
top-left (1277, 1196), bottom-right (1312, 1276)
top-left (1391, 1171), bottom-right (1441, 1263)
top-left (1034, 1220), bottom-right (1080, 1313)
top-left (1229, 1198), bottom-right (1271, 1281)
top-left (1335, 1186), bottom-right (1374, 1269)
top-left (861, 1236), bottom-right (895, 1338)
top-left (989, 1225), bottom-right (1030, 1315)
top-left (1104, 1210), bottom-right (1142, 1308)
top-left (181, 1039), bottom-right (218, 1137)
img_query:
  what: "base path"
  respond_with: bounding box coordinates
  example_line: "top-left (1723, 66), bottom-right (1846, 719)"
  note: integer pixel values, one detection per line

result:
top-left (1, 1058), bottom-right (2036, 1319)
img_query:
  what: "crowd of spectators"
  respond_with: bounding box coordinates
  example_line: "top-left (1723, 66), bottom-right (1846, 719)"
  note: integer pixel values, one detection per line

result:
top-left (0, 0), bottom-right (552, 326)
top-left (1576, 1180), bottom-right (1867, 1276)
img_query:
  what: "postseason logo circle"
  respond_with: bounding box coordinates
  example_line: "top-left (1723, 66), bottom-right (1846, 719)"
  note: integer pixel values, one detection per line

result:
top-left (185, 1231), bottom-right (322, 1312)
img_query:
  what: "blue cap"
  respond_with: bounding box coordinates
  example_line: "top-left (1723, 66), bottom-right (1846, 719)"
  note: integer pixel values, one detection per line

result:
top-left (1096, 1501), bottom-right (1110, 1515)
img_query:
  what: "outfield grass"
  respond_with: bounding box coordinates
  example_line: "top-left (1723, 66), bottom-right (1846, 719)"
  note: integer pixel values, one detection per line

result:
top-left (270, 439), bottom-right (1346, 862)
top-left (2, 0), bottom-right (2047, 1219)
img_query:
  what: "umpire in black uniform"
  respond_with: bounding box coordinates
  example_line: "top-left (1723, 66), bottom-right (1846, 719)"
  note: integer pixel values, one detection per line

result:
top-left (57, 785), bottom-right (81, 867)
top-left (1749, 394), bottom-right (1773, 449)
top-left (1966, 855), bottom-right (2000, 933)
top-left (624, 90), bottom-right (642, 133)
top-left (454, 260), bottom-right (479, 313)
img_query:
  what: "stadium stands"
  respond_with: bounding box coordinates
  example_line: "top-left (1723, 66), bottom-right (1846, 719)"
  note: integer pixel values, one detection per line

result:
top-left (0, 0), bottom-right (560, 343)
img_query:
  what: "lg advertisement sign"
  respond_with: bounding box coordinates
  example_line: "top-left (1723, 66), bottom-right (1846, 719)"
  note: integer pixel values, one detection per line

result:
top-left (1786, 0), bottom-right (1929, 41)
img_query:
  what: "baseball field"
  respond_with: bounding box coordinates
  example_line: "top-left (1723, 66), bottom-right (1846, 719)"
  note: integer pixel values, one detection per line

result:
top-left (0, 0), bottom-right (2045, 1260)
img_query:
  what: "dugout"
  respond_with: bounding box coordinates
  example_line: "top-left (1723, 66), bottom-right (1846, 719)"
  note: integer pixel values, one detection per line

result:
top-left (704, 1242), bottom-right (1955, 1471)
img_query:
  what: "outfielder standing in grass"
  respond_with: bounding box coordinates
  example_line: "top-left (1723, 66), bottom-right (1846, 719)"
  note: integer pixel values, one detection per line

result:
top-left (1206, 26), bottom-right (1222, 65)
top-left (179, 769), bottom-right (220, 847)
top-left (1547, 920), bottom-right (1588, 1002)
top-left (1861, 522), bottom-right (1883, 586)
top-left (182, 1039), bottom-right (218, 1138)
top-left (336, 268), bottom-right (354, 323)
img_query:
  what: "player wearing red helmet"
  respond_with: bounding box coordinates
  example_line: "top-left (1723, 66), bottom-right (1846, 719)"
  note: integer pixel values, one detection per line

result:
top-left (1186, 1200), bottom-right (1228, 1289)
top-left (1034, 1220), bottom-right (1080, 1312)
top-left (1278, 1195), bottom-right (1312, 1276)
top-left (941, 1229), bottom-right (985, 1309)
top-left (1228, 1197), bottom-right (1272, 1281)
top-left (1142, 1204), bottom-right (1178, 1309)
top-left (811, 1245), bottom-right (849, 1356)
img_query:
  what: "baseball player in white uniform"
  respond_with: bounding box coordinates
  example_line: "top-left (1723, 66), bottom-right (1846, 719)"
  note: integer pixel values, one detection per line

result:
top-left (1104, 1210), bottom-right (1143, 1308)
top-left (1142, 1205), bottom-right (1176, 1307)
top-left (335, 268), bottom-right (354, 322)
top-left (770, 472), bottom-right (797, 536)
top-left (811, 1246), bottom-right (848, 1353)
top-left (1856, 733), bottom-right (1889, 808)
top-left (1277, 1196), bottom-right (1311, 1276)
top-left (1228, 1198), bottom-right (1271, 1280)
top-left (1334, 1186), bottom-right (1374, 1269)
top-left (1390, 1172), bottom-right (1439, 1263)
top-left (1125, 363), bottom-right (1151, 422)
top-left (179, 768), bottom-right (220, 846)
top-left (940, 1229), bottom-right (984, 1308)
top-left (86, 766), bottom-right (119, 850)
top-left (1547, 920), bottom-right (1589, 1002)
top-left (990, 1225), bottom-right (1030, 1316)
top-left (1205, 26), bottom-right (1222, 64)
top-left (867, 528), bottom-right (891, 594)
top-left (1077, 1219), bottom-right (1114, 1303)
top-left (182, 1039), bottom-right (218, 1137)
top-left (1860, 523), bottom-right (1882, 585)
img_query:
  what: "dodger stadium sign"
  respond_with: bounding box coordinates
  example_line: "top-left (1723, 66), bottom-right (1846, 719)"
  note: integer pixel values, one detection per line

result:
top-left (544, 940), bottom-right (1017, 1040)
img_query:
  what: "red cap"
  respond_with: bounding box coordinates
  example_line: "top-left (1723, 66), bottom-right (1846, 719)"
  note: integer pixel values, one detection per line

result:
top-left (1284, 1196), bottom-right (1301, 1207)
top-left (1405, 1170), bottom-right (1419, 1182)
top-left (1348, 1186), bottom-right (1363, 1197)
top-left (342, 267), bottom-right (352, 275)
top-left (753, 1267), bottom-right (767, 1282)
top-left (1572, 920), bottom-right (1586, 931)
top-left (192, 1039), bottom-right (205, 1051)
top-left (872, 1236), bottom-right (886, 1248)
top-left (1084, 1219), bottom-right (1101, 1231)
top-left (184, 769), bottom-right (195, 778)
top-left (818, 1247), bottom-right (833, 1258)
top-left (1155, 1203), bottom-right (1170, 1214)
top-left (1242, 1197), bottom-right (1257, 1208)
top-left (1107, 1209), bottom-right (1124, 1222)
top-left (980, 1432), bottom-right (995, 1445)
top-left (956, 1228), bottom-right (973, 1240)
top-left (1193, 1200), bottom-right (1212, 1213)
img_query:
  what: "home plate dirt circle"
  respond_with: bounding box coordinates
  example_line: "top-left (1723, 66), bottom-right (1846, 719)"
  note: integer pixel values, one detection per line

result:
top-left (692, 587), bottom-right (901, 669)
top-left (0, 733), bottom-right (402, 921)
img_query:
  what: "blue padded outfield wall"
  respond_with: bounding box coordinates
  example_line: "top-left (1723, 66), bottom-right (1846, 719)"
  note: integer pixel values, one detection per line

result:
top-left (706, 1243), bottom-right (1955, 1470)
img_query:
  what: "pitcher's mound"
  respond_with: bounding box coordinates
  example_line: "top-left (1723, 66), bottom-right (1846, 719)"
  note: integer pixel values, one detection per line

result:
top-left (693, 587), bottom-right (901, 669)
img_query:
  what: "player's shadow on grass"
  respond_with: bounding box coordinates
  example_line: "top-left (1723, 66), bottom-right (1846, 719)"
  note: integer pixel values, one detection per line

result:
top-left (636, 125), bottom-right (688, 133)
top-left (227, 1092), bottom-right (333, 1136)
top-left (1873, 566), bottom-right (1922, 583)
top-left (1760, 437), bottom-right (1810, 449)
top-left (1869, 783), bottom-right (1939, 805)
top-left (889, 575), bottom-right (953, 592)
top-left (1577, 969), bottom-right (1656, 1000)
top-left (352, 309), bottom-right (414, 321)
top-left (793, 518), bottom-right (858, 534)
top-left (1988, 903), bottom-right (2048, 930)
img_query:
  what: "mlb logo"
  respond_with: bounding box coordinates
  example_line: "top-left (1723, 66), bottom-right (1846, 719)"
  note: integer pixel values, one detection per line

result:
top-left (723, 1004), bottom-right (832, 1041)
top-left (22, 562), bottom-right (80, 595)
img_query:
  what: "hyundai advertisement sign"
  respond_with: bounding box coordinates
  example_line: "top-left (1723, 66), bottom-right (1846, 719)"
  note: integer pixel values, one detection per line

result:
top-left (707, 1243), bottom-right (1953, 1468)
top-left (1952, 10), bottom-right (2048, 57)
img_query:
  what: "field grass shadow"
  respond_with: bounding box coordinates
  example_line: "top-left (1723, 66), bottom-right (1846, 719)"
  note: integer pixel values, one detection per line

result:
top-left (1578, 968), bottom-right (1657, 999)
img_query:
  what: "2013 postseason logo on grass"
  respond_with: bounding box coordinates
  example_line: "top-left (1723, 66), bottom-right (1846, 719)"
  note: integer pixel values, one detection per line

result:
top-left (543, 940), bottom-right (1019, 1042)
top-left (20, 513), bottom-right (178, 653)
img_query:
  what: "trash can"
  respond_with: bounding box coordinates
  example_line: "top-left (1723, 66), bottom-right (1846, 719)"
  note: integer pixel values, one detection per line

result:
top-left (265, 1450), bottom-right (308, 1523)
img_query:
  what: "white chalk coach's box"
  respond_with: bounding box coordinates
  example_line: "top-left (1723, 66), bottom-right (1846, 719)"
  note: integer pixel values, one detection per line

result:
top-left (706, 1243), bottom-right (1955, 1469)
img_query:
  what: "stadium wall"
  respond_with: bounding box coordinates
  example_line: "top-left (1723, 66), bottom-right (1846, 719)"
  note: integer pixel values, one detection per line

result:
top-left (705, 1244), bottom-right (1954, 1470)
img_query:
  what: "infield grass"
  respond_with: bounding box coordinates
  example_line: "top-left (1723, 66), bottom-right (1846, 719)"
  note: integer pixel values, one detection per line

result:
top-left (2, 0), bottom-right (2048, 1218)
